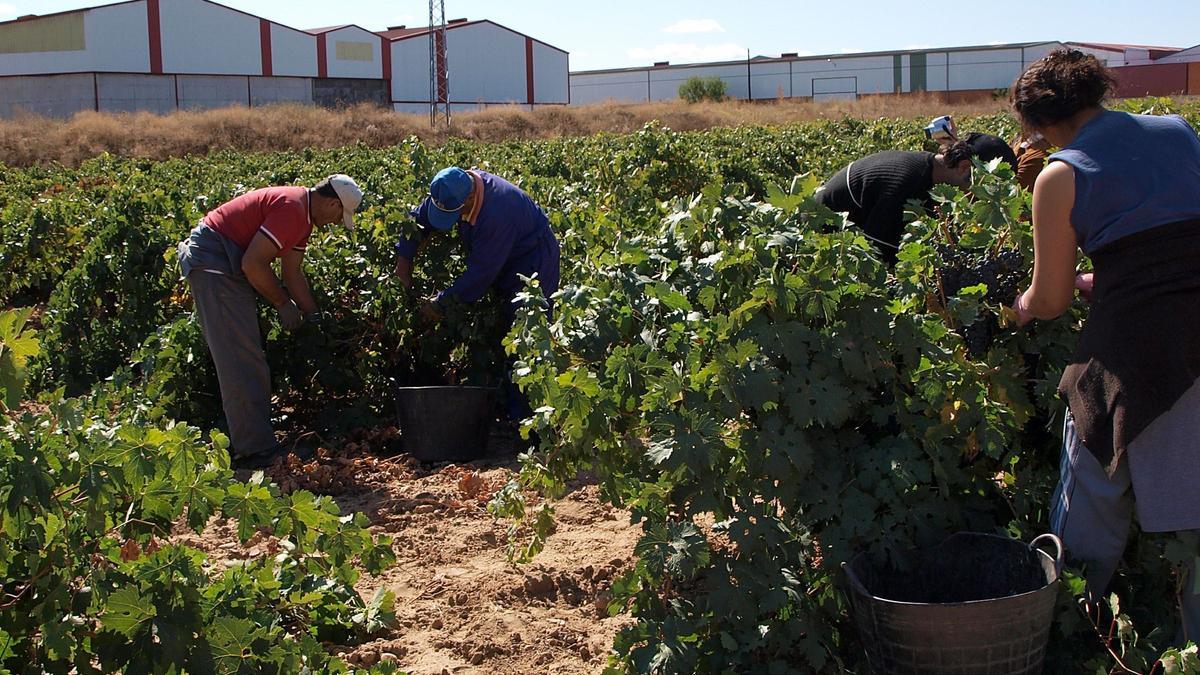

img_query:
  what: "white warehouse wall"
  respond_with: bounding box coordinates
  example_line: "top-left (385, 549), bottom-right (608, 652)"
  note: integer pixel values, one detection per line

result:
top-left (750, 61), bottom-right (792, 100)
top-left (160, 0), bottom-right (260, 75)
top-left (569, 70), bottom-right (648, 104)
top-left (446, 22), bottom-right (526, 103)
top-left (0, 2), bottom-right (151, 76)
top-left (650, 64), bottom-right (749, 101)
top-left (792, 55), bottom-right (894, 97)
top-left (389, 37), bottom-right (430, 102)
top-left (1022, 43), bottom-right (1062, 66)
top-left (271, 24), bottom-right (317, 77)
top-left (947, 48), bottom-right (1026, 90)
top-left (925, 52), bottom-right (949, 91)
top-left (1157, 45), bottom-right (1200, 64)
top-left (324, 26), bottom-right (381, 79)
top-left (532, 41), bottom-right (568, 103)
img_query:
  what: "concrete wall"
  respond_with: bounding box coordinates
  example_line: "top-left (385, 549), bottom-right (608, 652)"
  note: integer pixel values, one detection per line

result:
top-left (177, 74), bottom-right (248, 109)
top-left (160, 0), bottom-right (260, 75)
top-left (250, 76), bottom-right (311, 106)
top-left (532, 41), bottom-right (568, 103)
top-left (97, 73), bottom-right (175, 113)
top-left (0, 73), bottom-right (94, 117)
top-left (271, 23), bottom-right (318, 77)
top-left (313, 77), bottom-right (386, 107)
top-left (323, 26), bottom-right (382, 79)
top-left (0, 72), bottom-right (326, 117)
top-left (446, 22), bottom-right (526, 103)
top-left (0, 2), bottom-right (151, 75)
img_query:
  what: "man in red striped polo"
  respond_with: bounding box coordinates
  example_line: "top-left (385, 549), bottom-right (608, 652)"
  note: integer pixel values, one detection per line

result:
top-left (176, 175), bottom-right (363, 468)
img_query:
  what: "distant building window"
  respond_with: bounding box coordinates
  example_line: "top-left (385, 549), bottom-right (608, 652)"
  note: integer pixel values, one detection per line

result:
top-left (335, 41), bottom-right (374, 62)
top-left (0, 12), bottom-right (86, 54)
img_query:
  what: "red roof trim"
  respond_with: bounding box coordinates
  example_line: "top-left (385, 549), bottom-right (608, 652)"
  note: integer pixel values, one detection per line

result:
top-left (1069, 41), bottom-right (1181, 52)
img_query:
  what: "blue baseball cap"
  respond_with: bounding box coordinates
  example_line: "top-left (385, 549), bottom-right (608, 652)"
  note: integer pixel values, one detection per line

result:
top-left (421, 166), bottom-right (473, 231)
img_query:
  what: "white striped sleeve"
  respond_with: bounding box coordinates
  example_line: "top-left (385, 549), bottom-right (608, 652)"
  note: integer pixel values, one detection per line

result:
top-left (259, 227), bottom-right (283, 250)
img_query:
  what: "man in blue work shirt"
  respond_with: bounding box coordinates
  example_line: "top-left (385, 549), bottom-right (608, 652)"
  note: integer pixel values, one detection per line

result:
top-left (393, 166), bottom-right (561, 420)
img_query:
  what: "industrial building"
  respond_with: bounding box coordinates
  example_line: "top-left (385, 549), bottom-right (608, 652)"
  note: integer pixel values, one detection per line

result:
top-left (0, 0), bottom-right (569, 118)
top-left (569, 41), bottom-right (1200, 105)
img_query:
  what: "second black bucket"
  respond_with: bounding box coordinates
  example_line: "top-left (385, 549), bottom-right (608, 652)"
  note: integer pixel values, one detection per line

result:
top-left (842, 532), bottom-right (1062, 675)
top-left (395, 386), bottom-right (497, 462)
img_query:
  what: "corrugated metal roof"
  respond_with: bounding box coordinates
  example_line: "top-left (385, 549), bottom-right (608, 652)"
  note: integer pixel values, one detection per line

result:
top-left (305, 25), bottom-right (352, 34)
top-left (1068, 41), bottom-right (1181, 52)
top-left (570, 41), bottom-right (1061, 76)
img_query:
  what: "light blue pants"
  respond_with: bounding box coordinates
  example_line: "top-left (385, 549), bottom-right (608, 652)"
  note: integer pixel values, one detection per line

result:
top-left (1050, 414), bottom-right (1200, 644)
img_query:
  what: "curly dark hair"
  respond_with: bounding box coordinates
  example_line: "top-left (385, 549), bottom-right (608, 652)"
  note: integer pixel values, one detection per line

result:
top-left (1010, 49), bottom-right (1116, 128)
top-left (940, 140), bottom-right (974, 167)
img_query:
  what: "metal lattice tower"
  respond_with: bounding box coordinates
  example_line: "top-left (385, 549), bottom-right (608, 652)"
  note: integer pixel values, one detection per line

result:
top-left (428, 0), bottom-right (449, 127)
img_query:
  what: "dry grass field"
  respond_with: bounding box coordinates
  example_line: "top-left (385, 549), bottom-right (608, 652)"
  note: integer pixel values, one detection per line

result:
top-left (0, 94), bottom-right (1010, 167)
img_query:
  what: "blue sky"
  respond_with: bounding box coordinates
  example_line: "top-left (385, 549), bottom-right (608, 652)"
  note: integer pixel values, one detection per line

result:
top-left (2, 0), bottom-right (1197, 70)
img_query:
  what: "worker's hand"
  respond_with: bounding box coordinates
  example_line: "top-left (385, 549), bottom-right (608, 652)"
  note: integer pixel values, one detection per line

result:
top-left (394, 257), bottom-right (414, 291)
top-left (419, 299), bottom-right (444, 325)
top-left (1074, 272), bottom-right (1095, 303)
top-left (1011, 292), bottom-right (1036, 328)
top-left (304, 310), bottom-right (331, 326)
top-left (276, 299), bottom-right (304, 332)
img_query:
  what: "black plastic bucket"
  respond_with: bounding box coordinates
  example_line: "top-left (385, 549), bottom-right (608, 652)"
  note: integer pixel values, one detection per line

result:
top-left (394, 386), bottom-right (497, 462)
top-left (842, 532), bottom-right (1063, 675)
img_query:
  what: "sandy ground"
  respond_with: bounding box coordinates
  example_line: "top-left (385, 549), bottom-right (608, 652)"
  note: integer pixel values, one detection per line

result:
top-left (173, 425), bottom-right (639, 675)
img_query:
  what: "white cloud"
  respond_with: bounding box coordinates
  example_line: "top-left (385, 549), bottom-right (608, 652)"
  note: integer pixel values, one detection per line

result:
top-left (628, 42), bottom-right (747, 64)
top-left (662, 18), bottom-right (725, 34)
top-left (0, 3), bottom-right (17, 19)
top-left (903, 43), bottom-right (933, 50)
top-left (835, 47), bottom-right (865, 54)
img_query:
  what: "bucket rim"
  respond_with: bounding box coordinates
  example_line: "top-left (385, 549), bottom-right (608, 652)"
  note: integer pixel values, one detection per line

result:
top-left (840, 531), bottom-right (1062, 608)
top-left (394, 385), bottom-right (499, 392)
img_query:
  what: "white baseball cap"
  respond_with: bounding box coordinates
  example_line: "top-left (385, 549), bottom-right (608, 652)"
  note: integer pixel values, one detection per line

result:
top-left (324, 174), bottom-right (363, 229)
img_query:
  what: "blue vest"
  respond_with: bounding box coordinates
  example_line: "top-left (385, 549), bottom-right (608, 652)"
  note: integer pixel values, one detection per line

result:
top-left (1050, 110), bottom-right (1200, 254)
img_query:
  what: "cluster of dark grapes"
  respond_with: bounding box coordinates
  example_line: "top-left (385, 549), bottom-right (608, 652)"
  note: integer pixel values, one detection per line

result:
top-left (935, 247), bottom-right (1027, 357)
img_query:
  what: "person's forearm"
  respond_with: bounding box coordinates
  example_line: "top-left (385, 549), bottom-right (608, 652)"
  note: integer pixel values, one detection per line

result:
top-left (242, 259), bottom-right (291, 308)
top-left (1018, 287), bottom-right (1069, 320)
top-left (282, 266), bottom-right (318, 314)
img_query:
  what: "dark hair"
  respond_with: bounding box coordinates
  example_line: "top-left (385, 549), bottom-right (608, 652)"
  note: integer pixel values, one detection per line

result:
top-left (962, 132), bottom-right (1019, 168)
top-left (313, 176), bottom-right (339, 199)
top-left (941, 140), bottom-right (974, 167)
top-left (1010, 49), bottom-right (1115, 128)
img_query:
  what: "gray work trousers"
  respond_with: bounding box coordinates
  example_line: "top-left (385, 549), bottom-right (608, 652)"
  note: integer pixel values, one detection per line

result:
top-left (185, 269), bottom-right (277, 457)
top-left (1050, 414), bottom-right (1200, 644)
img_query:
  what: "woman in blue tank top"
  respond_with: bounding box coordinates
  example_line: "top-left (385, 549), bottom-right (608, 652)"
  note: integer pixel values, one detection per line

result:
top-left (1010, 49), bottom-right (1200, 644)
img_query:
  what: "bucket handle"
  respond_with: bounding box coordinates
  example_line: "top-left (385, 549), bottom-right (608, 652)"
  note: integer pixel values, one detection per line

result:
top-left (841, 560), bottom-right (872, 598)
top-left (1030, 533), bottom-right (1064, 577)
